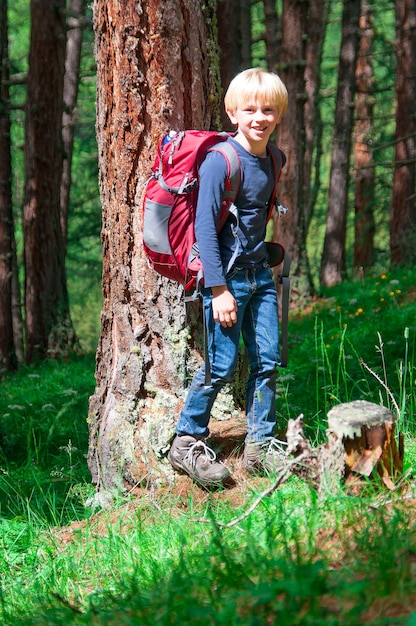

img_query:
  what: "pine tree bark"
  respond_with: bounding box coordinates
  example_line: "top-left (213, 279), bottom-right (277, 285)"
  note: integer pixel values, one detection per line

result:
top-left (263, 0), bottom-right (280, 72)
top-left (217, 0), bottom-right (242, 130)
top-left (303, 0), bottom-right (329, 292)
top-left (240, 0), bottom-right (252, 69)
top-left (0, 0), bottom-right (17, 373)
top-left (274, 0), bottom-right (312, 302)
top-left (390, 0), bottom-right (416, 266)
top-left (353, 0), bottom-right (375, 269)
top-left (60, 0), bottom-right (87, 252)
top-left (320, 0), bottom-right (361, 287)
top-left (88, 0), bottom-right (225, 495)
top-left (23, 0), bottom-right (77, 363)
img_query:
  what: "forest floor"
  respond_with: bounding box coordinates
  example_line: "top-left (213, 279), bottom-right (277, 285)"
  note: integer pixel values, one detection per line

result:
top-left (2, 266), bottom-right (416, 625)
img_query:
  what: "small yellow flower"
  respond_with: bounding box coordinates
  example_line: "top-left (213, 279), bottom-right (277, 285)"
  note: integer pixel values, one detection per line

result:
top-left (355, 308), bottom-right (364, 316)
top-left (381, 274), bottom-right (387, 280)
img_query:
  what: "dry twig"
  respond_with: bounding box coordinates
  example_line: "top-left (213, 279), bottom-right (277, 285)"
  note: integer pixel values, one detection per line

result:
top-left (196, 453), bottom-right (309, 529)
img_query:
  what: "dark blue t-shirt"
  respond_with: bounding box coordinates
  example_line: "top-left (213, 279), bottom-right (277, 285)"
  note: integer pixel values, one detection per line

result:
top-left (195, 137), bottom-right (285, 288)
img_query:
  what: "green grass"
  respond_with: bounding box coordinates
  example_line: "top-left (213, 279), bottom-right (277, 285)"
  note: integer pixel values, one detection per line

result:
top-left (281, 266), bottom-right (416, 441)
top-left (0, 269), bottom-right (415, 625)
top-left (0, 355), bottom-right (95, 524)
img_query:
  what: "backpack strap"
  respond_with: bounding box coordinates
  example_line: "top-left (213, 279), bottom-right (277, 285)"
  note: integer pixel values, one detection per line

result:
top-left (207, 141), bottom-right (242, 273)
top-left (208, 141), bottom-right (241, 217)
top-left (266, 144), bottom-right (284, 222)
top-left (195, 141), bottom-right (243, 387)
top-left (266, 144), bottom-right (290, 367)
top-left (278, 251), bottom-right (291, 368)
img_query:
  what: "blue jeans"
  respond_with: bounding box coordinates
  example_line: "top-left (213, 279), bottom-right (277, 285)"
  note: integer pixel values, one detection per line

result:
top-left (176, 265), bottom-right (280, 442)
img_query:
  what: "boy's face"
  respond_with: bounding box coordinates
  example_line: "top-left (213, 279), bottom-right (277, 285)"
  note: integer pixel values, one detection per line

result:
top-left (226, 99), bottom-right (282, 155)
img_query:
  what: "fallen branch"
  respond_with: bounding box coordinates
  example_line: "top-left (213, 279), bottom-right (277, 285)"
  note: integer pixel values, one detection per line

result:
top-left (196, 453), bottom-right (309, 529)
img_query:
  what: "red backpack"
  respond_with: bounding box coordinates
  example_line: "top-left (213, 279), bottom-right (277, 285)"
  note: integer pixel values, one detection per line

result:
top-left (142, 130), bottom-right (291, 365)
top-left (143, 130), bottom-right (285, 290)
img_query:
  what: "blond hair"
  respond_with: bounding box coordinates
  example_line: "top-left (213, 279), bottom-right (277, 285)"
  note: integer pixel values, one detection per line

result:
top-left (224, 68), bottom-right (288, 117)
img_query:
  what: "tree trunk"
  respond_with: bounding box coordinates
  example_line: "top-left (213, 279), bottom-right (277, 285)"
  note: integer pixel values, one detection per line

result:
top-left (274, 0), bottom-right (312, 303)
top-left (10, 235), bottom-right (24, 364)
top-left (390, 0), bottom-right (416, 266)
top-left (60, 0), bottom-right (87, 252)
top-left (217, 0), bottom-right (243, 131)
top-left (303, 0), bottom-right (329, 292)
top-left (23, 0), bottom-right (78, 363)
top-left (88, 0), bottom-right (226, 495)
top-left (0, 0), bottom-right (17, 373)
top-left (263, 0), bottom-right (280, 72)
top-left (240, 0), bottom-right (252, 69)
top-left (320, 0), bottom-right (361, 287)
top-left (353, 0), bottom-right (375, 269)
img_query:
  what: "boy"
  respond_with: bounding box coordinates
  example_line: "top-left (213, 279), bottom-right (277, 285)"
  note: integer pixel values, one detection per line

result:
top-left (169, 68), bottom-right (288, 487)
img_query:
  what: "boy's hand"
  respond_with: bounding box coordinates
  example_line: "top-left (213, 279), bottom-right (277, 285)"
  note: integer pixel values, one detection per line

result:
top-left (211, 286), bottom-right (238, 327)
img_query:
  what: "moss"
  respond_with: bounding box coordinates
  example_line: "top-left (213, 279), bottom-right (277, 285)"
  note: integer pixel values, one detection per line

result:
top-left (164, 323), bottom-right (193, 390)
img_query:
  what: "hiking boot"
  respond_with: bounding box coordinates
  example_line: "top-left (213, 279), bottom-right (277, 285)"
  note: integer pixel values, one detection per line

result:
top-left (243, 438), bottom-right (287, 475)
top-left (168, 435), bottom-right (231, 488)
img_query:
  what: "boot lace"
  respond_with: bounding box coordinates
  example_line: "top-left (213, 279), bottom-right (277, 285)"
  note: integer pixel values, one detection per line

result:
top-left (266, 438), bottom-right (288, 457)
top-left (183, 440), bottom-right (217, 468)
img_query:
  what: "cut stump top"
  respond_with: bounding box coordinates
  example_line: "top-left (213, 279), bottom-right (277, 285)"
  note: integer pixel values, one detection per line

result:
top-left (327, 400), bottom-right (394, 439)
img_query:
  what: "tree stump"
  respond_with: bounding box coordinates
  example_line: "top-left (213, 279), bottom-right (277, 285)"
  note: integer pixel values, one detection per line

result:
top-left (327, 400), bottom-right (404, 490)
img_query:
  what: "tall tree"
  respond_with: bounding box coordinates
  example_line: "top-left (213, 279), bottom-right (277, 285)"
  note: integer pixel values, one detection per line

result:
top-left (87, 0), bottom-right (222, 495)
top-left (390, 0), bottom-right (416, 265)
top-left (274, 0), bottom-right (312, 301)
top-left (240, 0), bottom-right (252, 68)
top-left (303, 0), bottom-right (329, 290)
top-left (60, 0), bottom-right (87, 252)
top-left (23, 0), bottom-right (77, 362)
top-left (353, 0), bottom-right (375, 269)
top-left (320, 0), bottom-right (361, 287)
top-left (217, 0), bottom-right (243, 130)
top-left (0, 0), bottom-right (16, 372)
top-left (263, 0), bottom-right (280, 71)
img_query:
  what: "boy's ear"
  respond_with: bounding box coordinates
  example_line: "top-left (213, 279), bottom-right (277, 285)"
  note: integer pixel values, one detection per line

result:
top-left (226, 109), bottom-right (238, 126)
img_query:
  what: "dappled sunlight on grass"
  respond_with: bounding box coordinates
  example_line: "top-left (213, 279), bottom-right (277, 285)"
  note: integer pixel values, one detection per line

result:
top-left (0, 270), bottom-right (415, 625)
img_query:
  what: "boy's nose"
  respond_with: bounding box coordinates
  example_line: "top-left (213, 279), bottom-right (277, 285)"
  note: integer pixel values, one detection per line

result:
top-left (254, 109), bottom-right (266, 120)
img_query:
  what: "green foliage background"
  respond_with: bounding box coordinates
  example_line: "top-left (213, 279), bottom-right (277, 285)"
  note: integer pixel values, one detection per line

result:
top-left (8, 1), bottom-right (101, 353)
top-left (6, 0), bottom-right (404, 353)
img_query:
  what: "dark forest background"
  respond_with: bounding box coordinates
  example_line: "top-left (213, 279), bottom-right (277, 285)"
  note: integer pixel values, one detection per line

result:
top-left (1, 0), bottom-right (415, 368)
